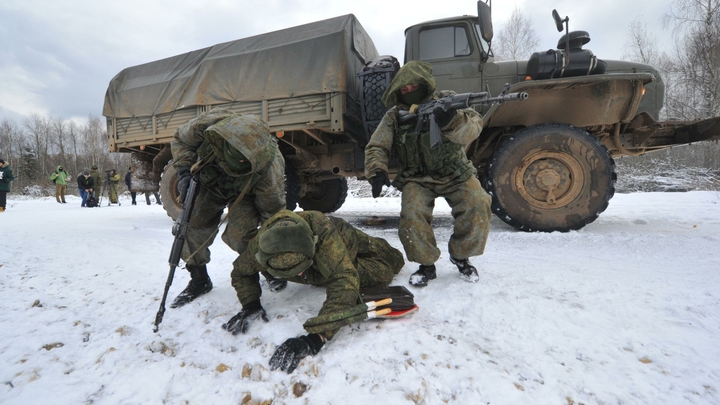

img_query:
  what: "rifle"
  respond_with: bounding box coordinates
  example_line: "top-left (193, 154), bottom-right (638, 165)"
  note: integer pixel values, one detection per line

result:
top-left (397, 84), bottom-right (528, 148)
top-left (153, 176), bottom-right (199, 332)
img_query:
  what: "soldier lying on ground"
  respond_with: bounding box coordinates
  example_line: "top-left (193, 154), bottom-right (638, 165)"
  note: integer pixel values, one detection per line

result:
top-left (170, 109), bottom-right (288, 308)
top-left (223, 209), bottom-right (405, 373)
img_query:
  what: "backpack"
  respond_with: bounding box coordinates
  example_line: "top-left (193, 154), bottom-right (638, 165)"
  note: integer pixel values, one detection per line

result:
top-left (86, 194), bottom-right (98, 208)
top-left (51, 172), bottom-right (58, 184)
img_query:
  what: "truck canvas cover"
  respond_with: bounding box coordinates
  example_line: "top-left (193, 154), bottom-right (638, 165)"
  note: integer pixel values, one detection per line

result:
top-left (103, 14), bottom-right (378, 119)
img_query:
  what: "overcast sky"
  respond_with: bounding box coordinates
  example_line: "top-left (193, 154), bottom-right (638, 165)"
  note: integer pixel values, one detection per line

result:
top-left (0, 0), bottom-right (675, 125)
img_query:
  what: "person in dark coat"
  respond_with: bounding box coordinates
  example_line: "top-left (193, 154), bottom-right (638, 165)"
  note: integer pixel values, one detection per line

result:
top-left (77, 170), bottom-right (95, 207)
top-left (0, 158), bottom-right (14, 212)
top-left (125, 166), bottom-right (137, 205)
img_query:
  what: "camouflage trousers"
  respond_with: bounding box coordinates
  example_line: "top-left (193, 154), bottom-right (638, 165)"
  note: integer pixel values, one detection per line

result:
top-left (399, 176), bottom-right (491, 265)
top-left (355, 234), bottom-right (405, 288)
top-left (182, 185), bottom-right (284, 266)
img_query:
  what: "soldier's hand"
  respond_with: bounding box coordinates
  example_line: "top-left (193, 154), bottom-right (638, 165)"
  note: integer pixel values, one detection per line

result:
top-left (370, 171), bottom-right (390, 198)
top-left (176, 166), bottom-right (192, 203)
top-left (269, 334), bottom-right (324, 373)
top-left (221, 300), bottom-right (268, 335)
top-left (433, 105), bottom-right (456, 127)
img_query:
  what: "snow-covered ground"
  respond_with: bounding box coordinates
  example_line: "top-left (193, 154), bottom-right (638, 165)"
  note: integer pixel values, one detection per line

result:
top-left (1, 191), bottom-right (719, 405)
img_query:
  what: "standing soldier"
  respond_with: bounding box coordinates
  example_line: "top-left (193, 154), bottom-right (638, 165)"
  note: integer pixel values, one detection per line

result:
top-left (364, 61), bottom-right (492, 287)
top-left (49, 165), bottom-right (71, 204)
top-left (169, 108), bottom-right (287, 308)
top-left (0, 158), bottom-right (14, 212)
top-left (224, 210), bottom-right (405, 373)
top-left (107, 169), bottom-right (121, 204)
top-left (89, 165), bottom-right (102, 199)
top-left (125, 166), bottom-right (137, 205)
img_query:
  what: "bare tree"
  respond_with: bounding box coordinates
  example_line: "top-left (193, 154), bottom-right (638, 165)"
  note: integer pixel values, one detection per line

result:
top-left (623, 17), bottom-right (661, 65)
top-left (662, 0), bottom-right (720, 119)
top-left (23, 113), bottom-right (53, 176)
top-left (0, 119), bottom-right (23, 162)
top-left (493, 6), bottom-right (540, 61)
top-left (51, 117), bottom-right (72, 174)
top-left (83, 115), bottom-right (109, 168)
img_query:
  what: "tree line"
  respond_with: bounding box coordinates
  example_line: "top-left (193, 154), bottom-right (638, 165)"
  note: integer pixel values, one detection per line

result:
top-left (0, 114), bottom-right (130, 195)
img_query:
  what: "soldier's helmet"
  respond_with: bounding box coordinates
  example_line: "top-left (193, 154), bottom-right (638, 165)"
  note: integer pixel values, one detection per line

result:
top-left (255, 211), bottom-right (318, 278)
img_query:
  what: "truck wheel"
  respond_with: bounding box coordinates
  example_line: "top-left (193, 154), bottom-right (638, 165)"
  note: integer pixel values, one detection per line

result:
top-left (298, 178), bottom-right (348, 213)
top-left (485, 124), bottom-right (616, 232)
top-left (159, 162), bottom-right (182, 220)
top-left (285, 166), bottom-right (300, 211)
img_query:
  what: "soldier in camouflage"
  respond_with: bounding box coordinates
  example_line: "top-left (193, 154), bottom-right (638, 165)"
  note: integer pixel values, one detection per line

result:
top-left (223, 209), bottom-right (404, 373)
top-left (169, 109), bottom-right (287, 308)
top-left (364, 60), bottom-right (492, 287)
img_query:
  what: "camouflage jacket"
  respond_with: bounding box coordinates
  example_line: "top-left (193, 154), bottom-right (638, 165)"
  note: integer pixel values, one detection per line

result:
top-left (89, 169), bottom-right (102, 190)
top-left (171, 109), bottom-right (284, 202)
top-left (231, 211), bottom-right (378, 339)
top-left (364, 60), bottom-right (482, 189)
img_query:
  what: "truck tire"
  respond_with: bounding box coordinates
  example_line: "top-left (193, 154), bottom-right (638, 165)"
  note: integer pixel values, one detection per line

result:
top-left (159, 162), bottom-right (182, 220)
top-left (285, 166), bottom-right (300, 211)
top-left (485, 124), bottom-right (616, 232)
top-left (298, 178), bottom-right (348, 213)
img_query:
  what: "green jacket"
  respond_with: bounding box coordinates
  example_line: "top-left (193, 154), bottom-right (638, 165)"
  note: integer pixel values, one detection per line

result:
top-left (49, 166), bottom-right (71, 185)
top-left (171, 109), bottom-right (284, 201)
top-left (364, 61), bottom-right (483, 189)
top-left (231, 211), bottom-right (389, 339)
top-left (108, 172), bottom-right (121, 184)
top-left (0, 161), bottom-right (13, 192)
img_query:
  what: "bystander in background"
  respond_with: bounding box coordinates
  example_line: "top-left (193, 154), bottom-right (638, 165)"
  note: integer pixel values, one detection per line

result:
top-left (49, 166), bottom-right (71, 204)
top-left (0, 158), bottom-right (14, 212)
top-left (77, 170), bottom-right (95, 207)
top-left (89, 165), bottom-right (102, 199)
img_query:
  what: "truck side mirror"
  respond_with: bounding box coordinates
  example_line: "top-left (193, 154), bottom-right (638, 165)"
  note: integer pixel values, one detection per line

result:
top-left (477, 1), bottom-right (493, 42)
top-left (552, 9), bottom-right (567, 33)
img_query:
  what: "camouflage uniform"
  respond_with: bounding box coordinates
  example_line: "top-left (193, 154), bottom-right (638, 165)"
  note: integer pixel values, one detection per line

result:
top-left (230, 210), bottom-right (405, 339)
top-left (89, 167), bottom-right (102, 198)
top-left (364, 61), bottom-right (492, 272)
top-left (107, 170), bottom-right (121, 203)
top-left (171, 109), bottom-right (286, 267)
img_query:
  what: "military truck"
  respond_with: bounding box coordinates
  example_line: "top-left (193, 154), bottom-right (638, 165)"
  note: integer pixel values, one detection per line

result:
top-left (103, 1), bottom-right (720, 231)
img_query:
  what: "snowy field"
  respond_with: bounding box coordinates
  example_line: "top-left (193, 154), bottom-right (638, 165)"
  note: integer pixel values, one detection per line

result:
top-left (1, 191), bottom-right (719, 405)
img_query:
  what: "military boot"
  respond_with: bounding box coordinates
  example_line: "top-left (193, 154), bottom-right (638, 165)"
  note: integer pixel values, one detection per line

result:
top-left (170, 264), bottom-right (213, 308)
top-left (262, 271), bottom-right (288, 292)
top-left (409, 264), bottom-right (437, 287)
top-left (450, 257), bottom-right (479, 283)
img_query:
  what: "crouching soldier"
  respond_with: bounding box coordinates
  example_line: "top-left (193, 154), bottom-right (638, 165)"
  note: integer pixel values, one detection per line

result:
top-left (170, 109), bottom-right (287, 308)
top-left (364, 60), bottom-right (492, 287)
top-left (223, 210), bottom-right (405, 373)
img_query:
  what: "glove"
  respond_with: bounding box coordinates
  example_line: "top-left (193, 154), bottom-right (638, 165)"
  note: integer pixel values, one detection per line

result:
top-left (269, 334), bottom-right (325, 373)
top-left (433, 105), bottom-right (457, 128)
top-left (370, 171), bottom-right (390, 198)
top-left (263, 272), bottom-right (288, 293)
top-left (176, 165), bottom-right (192, 203)
top-left (221, 300), bottom-right (269, 335)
